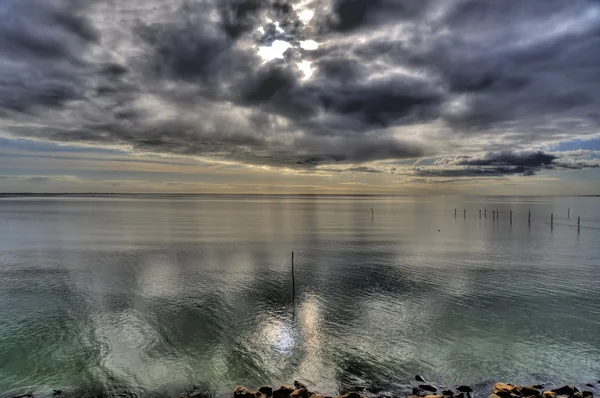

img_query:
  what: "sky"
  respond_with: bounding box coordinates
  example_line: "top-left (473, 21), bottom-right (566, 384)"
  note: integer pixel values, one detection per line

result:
top-left (1, 0), bottom-right (600, 195)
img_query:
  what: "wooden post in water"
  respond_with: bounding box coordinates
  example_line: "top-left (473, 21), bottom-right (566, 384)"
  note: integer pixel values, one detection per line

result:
top-left (454, 208), bottom-right (457, 218)
top-left (510, 210), bottom-right (512, 224)
top-left (464, 209), bottom-right (466, 219)
top-left (528, 210), bottom-right (531, 226)
top-left (479, 209), bottom-right (482, 218)
top-left (551, 213), bottom-right (554, 228)
top-left (493, 210), bottom-right (495, 220)
top-left (291, 251), bottom-right (295, 303)
top-left (568, 208), bottom-right (570, 219)
top-left (578, 216), bottom-right (581, 232)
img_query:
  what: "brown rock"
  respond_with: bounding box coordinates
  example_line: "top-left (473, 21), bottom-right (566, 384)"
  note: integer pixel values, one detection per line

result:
top-left (273, 386), bottom-right (297, 398)
top-left (294, 382), bottom-right (307, 391)
top-left (552, 386), bottom-right (578, 396)
top-left (494, 384), bottom-right (518, 398)
top-left (290, 390), bottom-right (309, 398)
top-left (234, 387), bottom-right (260, 398)
top-left (423, 395), bottom-right (442, 398)
top-left (457, 387), bottom-right (473, 393)
top-left (582, 392), bottom-right (593, 398)
top-left (259, 387), bottom-right (274, 397)
top-left (489, 394), bottom-right (503, 398)
top-left (541, 391), bottom-right (557, 398)
top-left (532, 386), bottom-right (545, 391)
top-left (340, 393), bottom-right (361, 398)
top-left (520, 387), bottom-right (541, 397)
top-left (495, 384), bottom-right (517, 393)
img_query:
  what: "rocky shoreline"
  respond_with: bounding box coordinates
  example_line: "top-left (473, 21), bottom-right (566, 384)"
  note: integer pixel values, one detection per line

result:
top-left (232, 379), bottom-right (598, 398)
top-left (5, 378), bottom-right (599, 398)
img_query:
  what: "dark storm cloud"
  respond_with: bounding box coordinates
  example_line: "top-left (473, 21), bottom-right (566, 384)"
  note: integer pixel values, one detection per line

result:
top-left (1, 0), bottom-right (600, 174)
top-left (414, 166), bottom-right (531, 178)
top-left (423, 150), bottom-right (600, 177)
top-left (327, 0), bottom-right (433, 32)
top-left (438, 151), bottom-right (557, 168)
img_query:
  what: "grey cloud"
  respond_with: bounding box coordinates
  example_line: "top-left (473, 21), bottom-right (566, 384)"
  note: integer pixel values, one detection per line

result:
top-left (414, 166), bottom-right (530, 178)
top-left (1, 0), bottom-right (600, 173)
top-left (422, 150), bottom-right (600, 178)
top-left (327, 0), bottom-right (433, 32)
top-left (437, 151), bottom-right (557, 168)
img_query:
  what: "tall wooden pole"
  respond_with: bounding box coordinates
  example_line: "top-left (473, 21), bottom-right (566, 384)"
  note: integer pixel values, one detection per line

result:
top-left (292, 251), bottom-right (295, 303)
top-left (568, 208), bottom-right (570, 219)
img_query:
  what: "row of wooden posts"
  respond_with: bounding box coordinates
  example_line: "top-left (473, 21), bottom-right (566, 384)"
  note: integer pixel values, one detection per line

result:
top-left (454, 207), bottom-right (581, 231)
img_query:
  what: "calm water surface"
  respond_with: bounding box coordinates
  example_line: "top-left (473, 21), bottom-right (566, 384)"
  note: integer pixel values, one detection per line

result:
top-left (1, 195), bottom-right (599, 397)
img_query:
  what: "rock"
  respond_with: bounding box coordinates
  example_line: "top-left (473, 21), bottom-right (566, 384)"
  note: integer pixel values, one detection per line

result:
top-left (294, 382), bottom-right (307, 391)
top-left (582, 392), bottom-right (593, 398)
top-left (494, 384), bottom-right (519, 398)
top-left (273, 386), bottom-right (297, 398)
top-left (586, 385), bottom-right (595, 389)
top-left (541, 392), bottom-right (557, 398)
top-left (260, 387), bottom-right (274, 397)
top-left (53, 390), bottom-right (63, 396)
top-left (457, 387), bottom-right (473, 393)
top-left (533, 386), bottom-right (545, 390)
top-left (520, 387), bottom-right (541, 397)
top-left (340, 393), bottom-right (361, 398)
top-left (423, 396), bottom-right (442, 398)
top-left (442, 390), bottom-right (454, 396)
top-left (456, 393), bottom-right (465, 398)
top-left (420, 385), bottom-right (438, 393)
top-left (552, 386), bottom-right (578, 396)
top-left (235, 387), bottom-right (260, 398)
top-left (490, 395), bottom-right (503, 398)
top-left (290, 389), bottom-right (309, 398)
top-left (416, 376), bottom-right (427, 382)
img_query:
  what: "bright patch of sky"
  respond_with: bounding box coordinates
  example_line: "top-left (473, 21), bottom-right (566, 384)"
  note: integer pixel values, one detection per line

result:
top-left (257, 40), bottom-right (292, 62)
top-left (296, 60), bottom-right (314, 79)
top-left (298, 9), bottom-right (314, 24)
top-left (299, 40), bottom-right (319, 50)
top-left (256, 14), bottom-right (318, 79)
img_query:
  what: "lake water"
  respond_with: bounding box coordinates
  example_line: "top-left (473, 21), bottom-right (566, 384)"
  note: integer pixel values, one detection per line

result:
top-left (1, 195), bottom-right (599, 398)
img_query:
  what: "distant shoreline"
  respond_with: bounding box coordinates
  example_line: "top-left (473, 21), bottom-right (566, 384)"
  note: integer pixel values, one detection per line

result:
top-left (1, 193), bottom-right (599, 197)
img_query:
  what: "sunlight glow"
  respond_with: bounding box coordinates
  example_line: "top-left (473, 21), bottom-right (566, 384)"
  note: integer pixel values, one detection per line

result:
top-left (257, 40), bottom-right (292, 62)
top-left (300, 40), bottom-right (319, 50)
top-left (296, 60), bottom-right (314, 79)
top-left (298, 9), bottom-right (315, 24)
